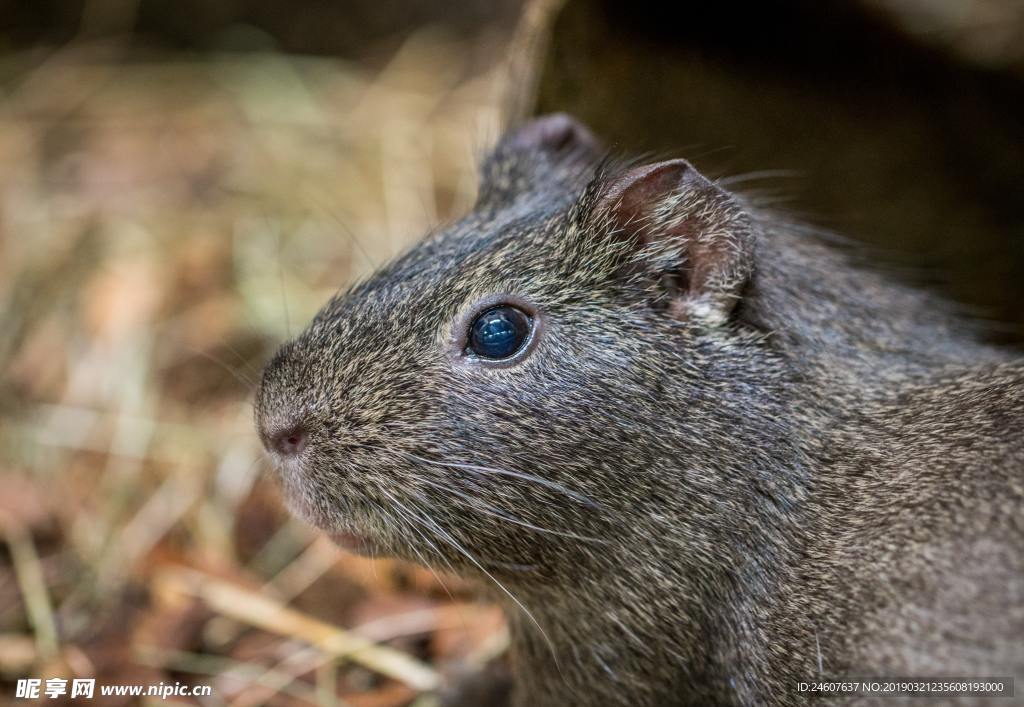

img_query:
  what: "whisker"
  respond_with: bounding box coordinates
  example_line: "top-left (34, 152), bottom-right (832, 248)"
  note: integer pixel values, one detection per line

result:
top-left (401, 501), bottom-right (540, 572)
top-left (190, 346), bottom-right (258, 391)
top-left (717, 169), bottom-right (800, 187)
top-left (218, 338), bottom-right (264, 380)
top-left (391, 448), bottom-right (600, 509)
top-left (365, 497), bottom-right (460, 604)
top-left (306, 196), bottom-right (378, 272)
top-left (275, 225), bottom-right (292, 339)
top-left (377, 488), bottom-right (561, 669)
top-left (413, 474), bottom-right (606, 544)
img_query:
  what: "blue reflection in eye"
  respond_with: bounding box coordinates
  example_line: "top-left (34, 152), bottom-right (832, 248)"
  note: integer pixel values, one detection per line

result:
top-left (468, 305), bottom-right (532, 360)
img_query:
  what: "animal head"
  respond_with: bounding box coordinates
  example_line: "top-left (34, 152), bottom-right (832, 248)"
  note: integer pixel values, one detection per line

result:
top-left (255, 114), bottom-right (776, 583)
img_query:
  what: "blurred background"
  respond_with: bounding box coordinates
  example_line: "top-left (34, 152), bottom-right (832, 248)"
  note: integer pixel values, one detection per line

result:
top-left (0, 1), bottom-right (1022, 705)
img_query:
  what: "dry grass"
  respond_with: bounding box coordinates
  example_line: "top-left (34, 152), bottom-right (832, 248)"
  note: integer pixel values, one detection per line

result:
top-left (0, 28), bottom-right (514, 706)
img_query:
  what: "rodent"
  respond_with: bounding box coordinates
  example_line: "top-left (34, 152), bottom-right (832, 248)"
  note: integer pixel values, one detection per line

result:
top-left (255, 113), bottom-right (1024, 706)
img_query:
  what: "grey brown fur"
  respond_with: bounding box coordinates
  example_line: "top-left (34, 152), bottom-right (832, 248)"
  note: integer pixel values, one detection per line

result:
top-left (255, 114), bottom-right (1023, 706)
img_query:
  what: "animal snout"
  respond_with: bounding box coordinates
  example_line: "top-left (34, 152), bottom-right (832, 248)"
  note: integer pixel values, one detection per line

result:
top-left (264, 422), bottom-right (309, 457)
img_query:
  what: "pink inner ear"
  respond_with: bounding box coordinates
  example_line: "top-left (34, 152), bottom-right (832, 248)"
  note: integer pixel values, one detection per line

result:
top-left (593, 158), bottom-right (754, 321)
top-left (598, 159), bottom-right (700, 244)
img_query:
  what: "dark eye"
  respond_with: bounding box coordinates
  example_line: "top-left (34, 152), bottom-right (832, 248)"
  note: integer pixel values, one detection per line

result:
top-left (468, 305), bottom-right (532, 360)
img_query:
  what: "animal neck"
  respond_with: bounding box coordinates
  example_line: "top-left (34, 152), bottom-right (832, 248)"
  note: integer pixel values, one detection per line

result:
top-left (496, 455), bottom-right (811, 705)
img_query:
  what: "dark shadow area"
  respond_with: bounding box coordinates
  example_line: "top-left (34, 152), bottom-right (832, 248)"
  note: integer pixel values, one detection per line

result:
top-left (537, 0), bottom-right (1024, 344)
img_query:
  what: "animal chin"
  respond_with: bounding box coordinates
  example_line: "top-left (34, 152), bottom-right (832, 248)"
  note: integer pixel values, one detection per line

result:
top-left (327, 530), bottom-right (378, 555)
top-left (276, 465), bottom-right (393, 557)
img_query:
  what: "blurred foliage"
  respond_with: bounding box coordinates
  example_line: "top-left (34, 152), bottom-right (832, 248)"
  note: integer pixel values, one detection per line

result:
top-left (0, 0), bottom-right (523, 58)
top-left (863, 0), bottom-right (1024, 73)
top-left (0, 22), bottom-right (512, 706)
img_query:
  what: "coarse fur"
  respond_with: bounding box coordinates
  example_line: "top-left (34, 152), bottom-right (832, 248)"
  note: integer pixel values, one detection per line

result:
top-left (255, 114), bottom-right (1024, 706)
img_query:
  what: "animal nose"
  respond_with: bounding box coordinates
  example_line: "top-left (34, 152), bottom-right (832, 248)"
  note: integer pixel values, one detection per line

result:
top-left (267, 424), bottom-right (308, 457)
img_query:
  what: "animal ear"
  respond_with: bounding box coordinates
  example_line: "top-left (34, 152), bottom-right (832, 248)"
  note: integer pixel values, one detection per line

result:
top-left (592, 159), bottom-right (754, 325)
top-left (477, 114), bottom-right (602, 207)
top-left (502, 113), bottom-right (601, 163)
